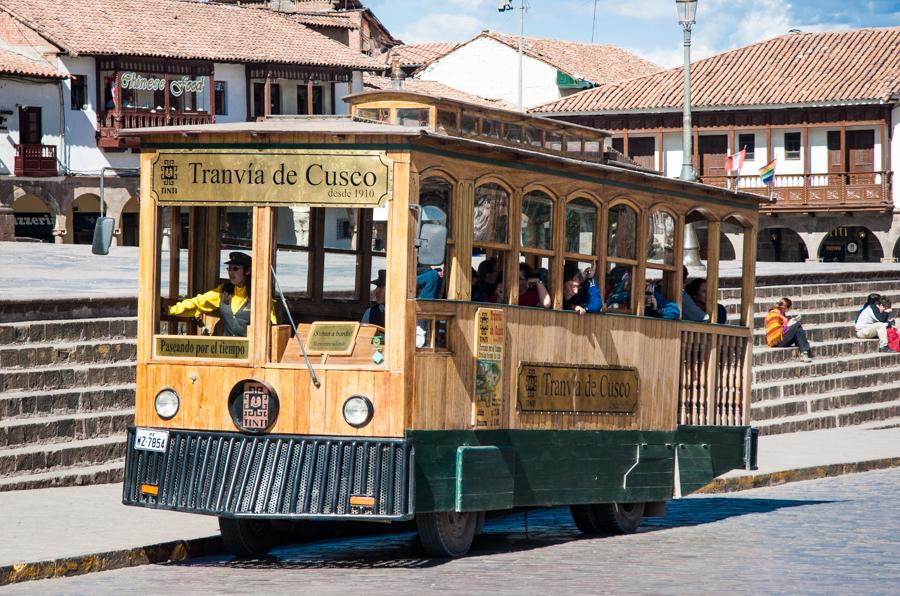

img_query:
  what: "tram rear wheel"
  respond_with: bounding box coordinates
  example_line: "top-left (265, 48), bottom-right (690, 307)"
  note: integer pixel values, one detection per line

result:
top-left (417, 511), bottom-right (478, 557)
top-left (570, 502), bottom-right (645, 535)
top-left (218, 517), bottom-right (277, 558)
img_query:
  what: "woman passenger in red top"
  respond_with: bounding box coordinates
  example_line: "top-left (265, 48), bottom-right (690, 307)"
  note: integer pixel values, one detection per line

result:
top-left (517, 262), bottom-right (551, 308)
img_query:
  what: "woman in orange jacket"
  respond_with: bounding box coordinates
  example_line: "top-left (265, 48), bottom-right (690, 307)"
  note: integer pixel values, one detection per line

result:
top-left (764, 297), bottom-right (812, 362)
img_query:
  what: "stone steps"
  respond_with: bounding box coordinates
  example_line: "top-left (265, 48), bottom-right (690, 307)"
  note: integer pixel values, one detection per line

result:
top-left (752, 381), bottom-right (900, 421)
top-left (752, 349), bottom-right (900, 385)
top-left (719, 278), bottom-right (900, 301)
top-left (0, 434), bottom-right (126, 479)
top-left (751, 322), bottom-right (854, 346)
top-left (0, 338), bottom-right (137, 371)
top-left (0, 384), bottom-right (135, 420)
top-left (0, 361), bottom-right (135, 394)
top-left (0, 460), bottom-right (125, 492)
top-left (754, 399), bottom-right (900, 436)
top-left (0, 317), bottom-right (137, 345)
top-left (0, 409), bottom-right (134, 449)
top-left (753, 366), bottom-right (897, 403)
top-left (752, 337), bottom-right (880, 367)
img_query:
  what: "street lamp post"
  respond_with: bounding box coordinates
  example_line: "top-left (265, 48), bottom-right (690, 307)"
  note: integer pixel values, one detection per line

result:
top-left (676, 0), bottom-right (703, 268)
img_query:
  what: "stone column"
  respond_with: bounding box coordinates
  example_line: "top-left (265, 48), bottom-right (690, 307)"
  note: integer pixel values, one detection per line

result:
top-left (0, 205), bottom-right (14, 241)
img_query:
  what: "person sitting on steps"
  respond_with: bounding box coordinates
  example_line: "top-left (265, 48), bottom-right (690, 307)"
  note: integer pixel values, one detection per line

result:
top-left (855, 295), bottom-right (894, 353)
top-left (764, 297), bottom-right (812, 363)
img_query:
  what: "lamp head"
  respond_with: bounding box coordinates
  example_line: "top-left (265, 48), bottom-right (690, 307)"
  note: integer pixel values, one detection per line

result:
top-left (675, 0), bottom-right (698, 26)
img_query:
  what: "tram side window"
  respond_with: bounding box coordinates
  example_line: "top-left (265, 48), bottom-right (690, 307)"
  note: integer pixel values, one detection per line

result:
top-left (563, 198), bottom-right (600, 313)
top-left (158, 206), bottom-right (256, 346)
top-left (472, 183), bottom-right (510, 303)
top-left (519, 190), bottom-right (553, 308)
top-left (644, 210), bottom-right (679, 319)
top-left (273, 206), bottom-right (310, 298)
top-left (606, 203), bottom-right (638, 313)
top-left (418, 177), bottom-right (452, 299)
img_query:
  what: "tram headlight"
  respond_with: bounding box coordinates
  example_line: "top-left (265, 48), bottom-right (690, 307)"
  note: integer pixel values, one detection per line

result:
top-left (154, 389), bottom-right (180, 420)
top-left (342, 395), bottom-right (373, 428)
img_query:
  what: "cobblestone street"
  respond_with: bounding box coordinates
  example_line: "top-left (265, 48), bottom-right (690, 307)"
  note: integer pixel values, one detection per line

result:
top-left (7, 469), bottom-right (898, 595)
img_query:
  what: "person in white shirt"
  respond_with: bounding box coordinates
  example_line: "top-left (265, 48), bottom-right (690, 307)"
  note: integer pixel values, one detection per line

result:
top-left (855, 296), bottom-right (893, 352)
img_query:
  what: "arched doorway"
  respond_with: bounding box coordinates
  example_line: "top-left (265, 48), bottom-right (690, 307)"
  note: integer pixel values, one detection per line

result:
top-left (12, 194), bottom-right (54, 242)
top-left (72, 194), bottom-right (101, 244)
top-left (690, 218), bottom-right (736, 261)
top-left (120, 196), bottom-right (140, 246)
top-left (757, 227), bottom-right (808, 262)
top-left (819, 226), bottom-right (882, 263)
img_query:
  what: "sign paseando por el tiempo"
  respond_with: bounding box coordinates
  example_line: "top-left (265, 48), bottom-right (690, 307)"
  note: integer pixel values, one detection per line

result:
top-left (150, 149), bottom-right (393, 207)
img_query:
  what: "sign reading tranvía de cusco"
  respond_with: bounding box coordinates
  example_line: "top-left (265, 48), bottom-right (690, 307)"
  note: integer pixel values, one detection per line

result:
top-left (149, 149), bottom-right (393, 207)
top-left (516, 363), bottom-right (639, 414)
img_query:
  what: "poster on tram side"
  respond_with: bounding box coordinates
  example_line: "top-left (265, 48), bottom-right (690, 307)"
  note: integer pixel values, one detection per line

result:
top-left (474, 308), bottom-right (504, 428)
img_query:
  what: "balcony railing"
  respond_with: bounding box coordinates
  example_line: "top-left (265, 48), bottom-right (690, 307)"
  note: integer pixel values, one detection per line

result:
top-left (98, 108), bottom-right (213, 148)
top-left (679, 324), bottom-right (751, 427)
top-left (699, 171), bottom-right (893, 213)
top-left (13, 143), bottom-right (58, 177)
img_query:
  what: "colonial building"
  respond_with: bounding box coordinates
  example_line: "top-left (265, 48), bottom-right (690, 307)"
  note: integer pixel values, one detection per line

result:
top-left (413, 30), bottom-right (661, 109)
top-left (532, 27), bottom-right (900, 262)
top-left (0, 0), bottom-right (383, 244)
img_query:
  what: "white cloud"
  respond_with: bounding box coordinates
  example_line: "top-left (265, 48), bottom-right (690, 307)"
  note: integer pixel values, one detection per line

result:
top-left (397, 13), bottom-right (487, 43)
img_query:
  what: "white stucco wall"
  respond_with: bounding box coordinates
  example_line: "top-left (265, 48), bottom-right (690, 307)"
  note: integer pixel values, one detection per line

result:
top-left (0, 77), bottom-right (61, 176)
top-left (213, 63), bottom-right (246, 123)
top-left (417, 37), bottom-right (561, 108)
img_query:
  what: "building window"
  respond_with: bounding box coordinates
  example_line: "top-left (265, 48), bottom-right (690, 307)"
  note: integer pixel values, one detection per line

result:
top-left (214, 81), bottom-right (227, 116)
top-left (70, 75), bottom-right (87, 110)
top-left (784, 132), bottom-right (801, 160)
top-left (738, 133), bottom-right (755, 159)
top-left (336, 218), bottom-right (352, 240)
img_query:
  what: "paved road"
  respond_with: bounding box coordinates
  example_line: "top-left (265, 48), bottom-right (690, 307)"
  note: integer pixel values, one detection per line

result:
top-left (7, 469), bottom-right (899, 595)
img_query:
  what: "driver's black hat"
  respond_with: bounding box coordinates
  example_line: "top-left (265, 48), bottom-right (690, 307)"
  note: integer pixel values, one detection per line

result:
top-left (225, 252), bottom-right (252, 268)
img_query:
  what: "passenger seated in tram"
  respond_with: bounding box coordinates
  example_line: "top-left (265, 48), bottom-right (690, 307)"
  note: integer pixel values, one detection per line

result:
top-left (518, 262), bottom-right (551, 308)
top-left (416, 263), bottom-right (443, 300)
top-left (683, 273), bottom-right (727, 324)
top-left (472, 258), bottom-right (500, 302)
top-left (643, 281), bottom-right (680, 320)
top-left (361, 269), bottom-right (386, 328)
top-left (562, 261), bottom-right (601, 315)
top-left (166, 252), bottom-right (274, 337)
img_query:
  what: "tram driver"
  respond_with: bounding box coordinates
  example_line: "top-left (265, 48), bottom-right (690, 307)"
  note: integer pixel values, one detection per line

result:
top-left (165, 252), bottom-right (273, 337)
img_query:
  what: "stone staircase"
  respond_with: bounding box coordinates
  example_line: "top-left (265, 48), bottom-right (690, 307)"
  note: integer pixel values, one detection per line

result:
top-left (721, 276), bottom-right (900, 436)
top-left (0, 298), bottom-right (136, 491)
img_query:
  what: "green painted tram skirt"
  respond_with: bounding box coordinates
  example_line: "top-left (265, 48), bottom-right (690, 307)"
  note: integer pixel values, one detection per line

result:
top-left (123, 426), bottom-right (756, 519)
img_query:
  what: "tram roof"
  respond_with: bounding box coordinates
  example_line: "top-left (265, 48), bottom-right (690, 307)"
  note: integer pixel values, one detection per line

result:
top-left (122, 116), bottom-right (768, 207)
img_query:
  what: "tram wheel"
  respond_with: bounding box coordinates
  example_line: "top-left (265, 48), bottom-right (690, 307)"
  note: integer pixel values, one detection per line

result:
top-left (416, 511), bottom-right (478, 557)
top-left (474, 511), bottom-right (487, 535)
top-left (218, 517), bottom-right (277, 558)
top-left (594, 502), bottom-right (645, 534)
top-left (569, 504), bottom-right (602, 534)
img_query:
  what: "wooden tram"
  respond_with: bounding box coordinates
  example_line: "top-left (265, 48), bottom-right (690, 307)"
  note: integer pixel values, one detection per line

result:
top-left (121, 89), bottom-right (762, 557)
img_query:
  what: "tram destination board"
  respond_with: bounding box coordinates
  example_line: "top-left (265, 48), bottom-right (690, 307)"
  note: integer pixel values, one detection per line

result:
top-left (150, 149), bottom-right (393, 207)
top-left (516, 363), bottom-right (638, 414)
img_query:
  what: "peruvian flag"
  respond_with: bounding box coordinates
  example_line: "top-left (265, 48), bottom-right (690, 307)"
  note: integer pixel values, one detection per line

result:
top-left (725, 148), bottom-right (747, 176)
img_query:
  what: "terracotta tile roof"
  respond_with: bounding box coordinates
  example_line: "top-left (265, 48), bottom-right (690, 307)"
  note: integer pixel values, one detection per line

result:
top-left (533, 27), bottom-right (900, 114)
top-left (290, 11), bottom-right (356, 29)
top-left (0, 0), bottom-right (385, 70)
top-left (423, 30), bottom-right (660, 86)
top-left (388, 43), bottom-right (458, 67)
top-left (363, 75), bottom-right (515, 109)
top-left (0, 48), bottom-right (65, 78)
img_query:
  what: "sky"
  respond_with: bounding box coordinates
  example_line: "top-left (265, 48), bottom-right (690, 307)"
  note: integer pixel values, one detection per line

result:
top-left (366, 0), bottom-right (900, 67)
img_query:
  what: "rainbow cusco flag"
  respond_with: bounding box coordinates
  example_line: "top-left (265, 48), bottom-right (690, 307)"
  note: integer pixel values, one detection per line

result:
top-left (759, 159), bottom-right (777, 185)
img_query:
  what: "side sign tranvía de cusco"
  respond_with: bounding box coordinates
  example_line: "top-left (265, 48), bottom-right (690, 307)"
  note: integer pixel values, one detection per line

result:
top-left (517, 363), bottom-right (639, 414)
top-left (150, 149), bottom-right (393, 207)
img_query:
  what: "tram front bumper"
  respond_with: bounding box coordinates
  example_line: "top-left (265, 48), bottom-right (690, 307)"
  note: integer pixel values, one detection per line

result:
top-left (122, 427), bottom-right (415, 522)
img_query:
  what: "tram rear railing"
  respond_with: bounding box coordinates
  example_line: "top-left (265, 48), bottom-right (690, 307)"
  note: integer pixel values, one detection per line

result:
top-left (678, 323), bottom-right (752, 427)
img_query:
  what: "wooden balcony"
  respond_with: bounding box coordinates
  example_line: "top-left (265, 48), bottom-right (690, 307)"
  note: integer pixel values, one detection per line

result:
top-left (98, 108), bottom-right (213, 148)
top-left (700, 171), bottom-right (893, 213)
top-left (13, 143), bottom-right (58, 177)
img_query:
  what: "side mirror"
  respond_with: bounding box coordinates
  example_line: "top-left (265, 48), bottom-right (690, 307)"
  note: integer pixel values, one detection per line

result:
top-left (91, 216), bottom-right (115, 255)
top-left (415, 205), bottom-right (447, 266)
top-left (417, 223), bottom-right (448, 265)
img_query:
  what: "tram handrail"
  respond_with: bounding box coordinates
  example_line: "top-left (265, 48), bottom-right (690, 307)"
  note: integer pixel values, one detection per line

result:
top-left (271, 266), bottom-right (320, 388)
